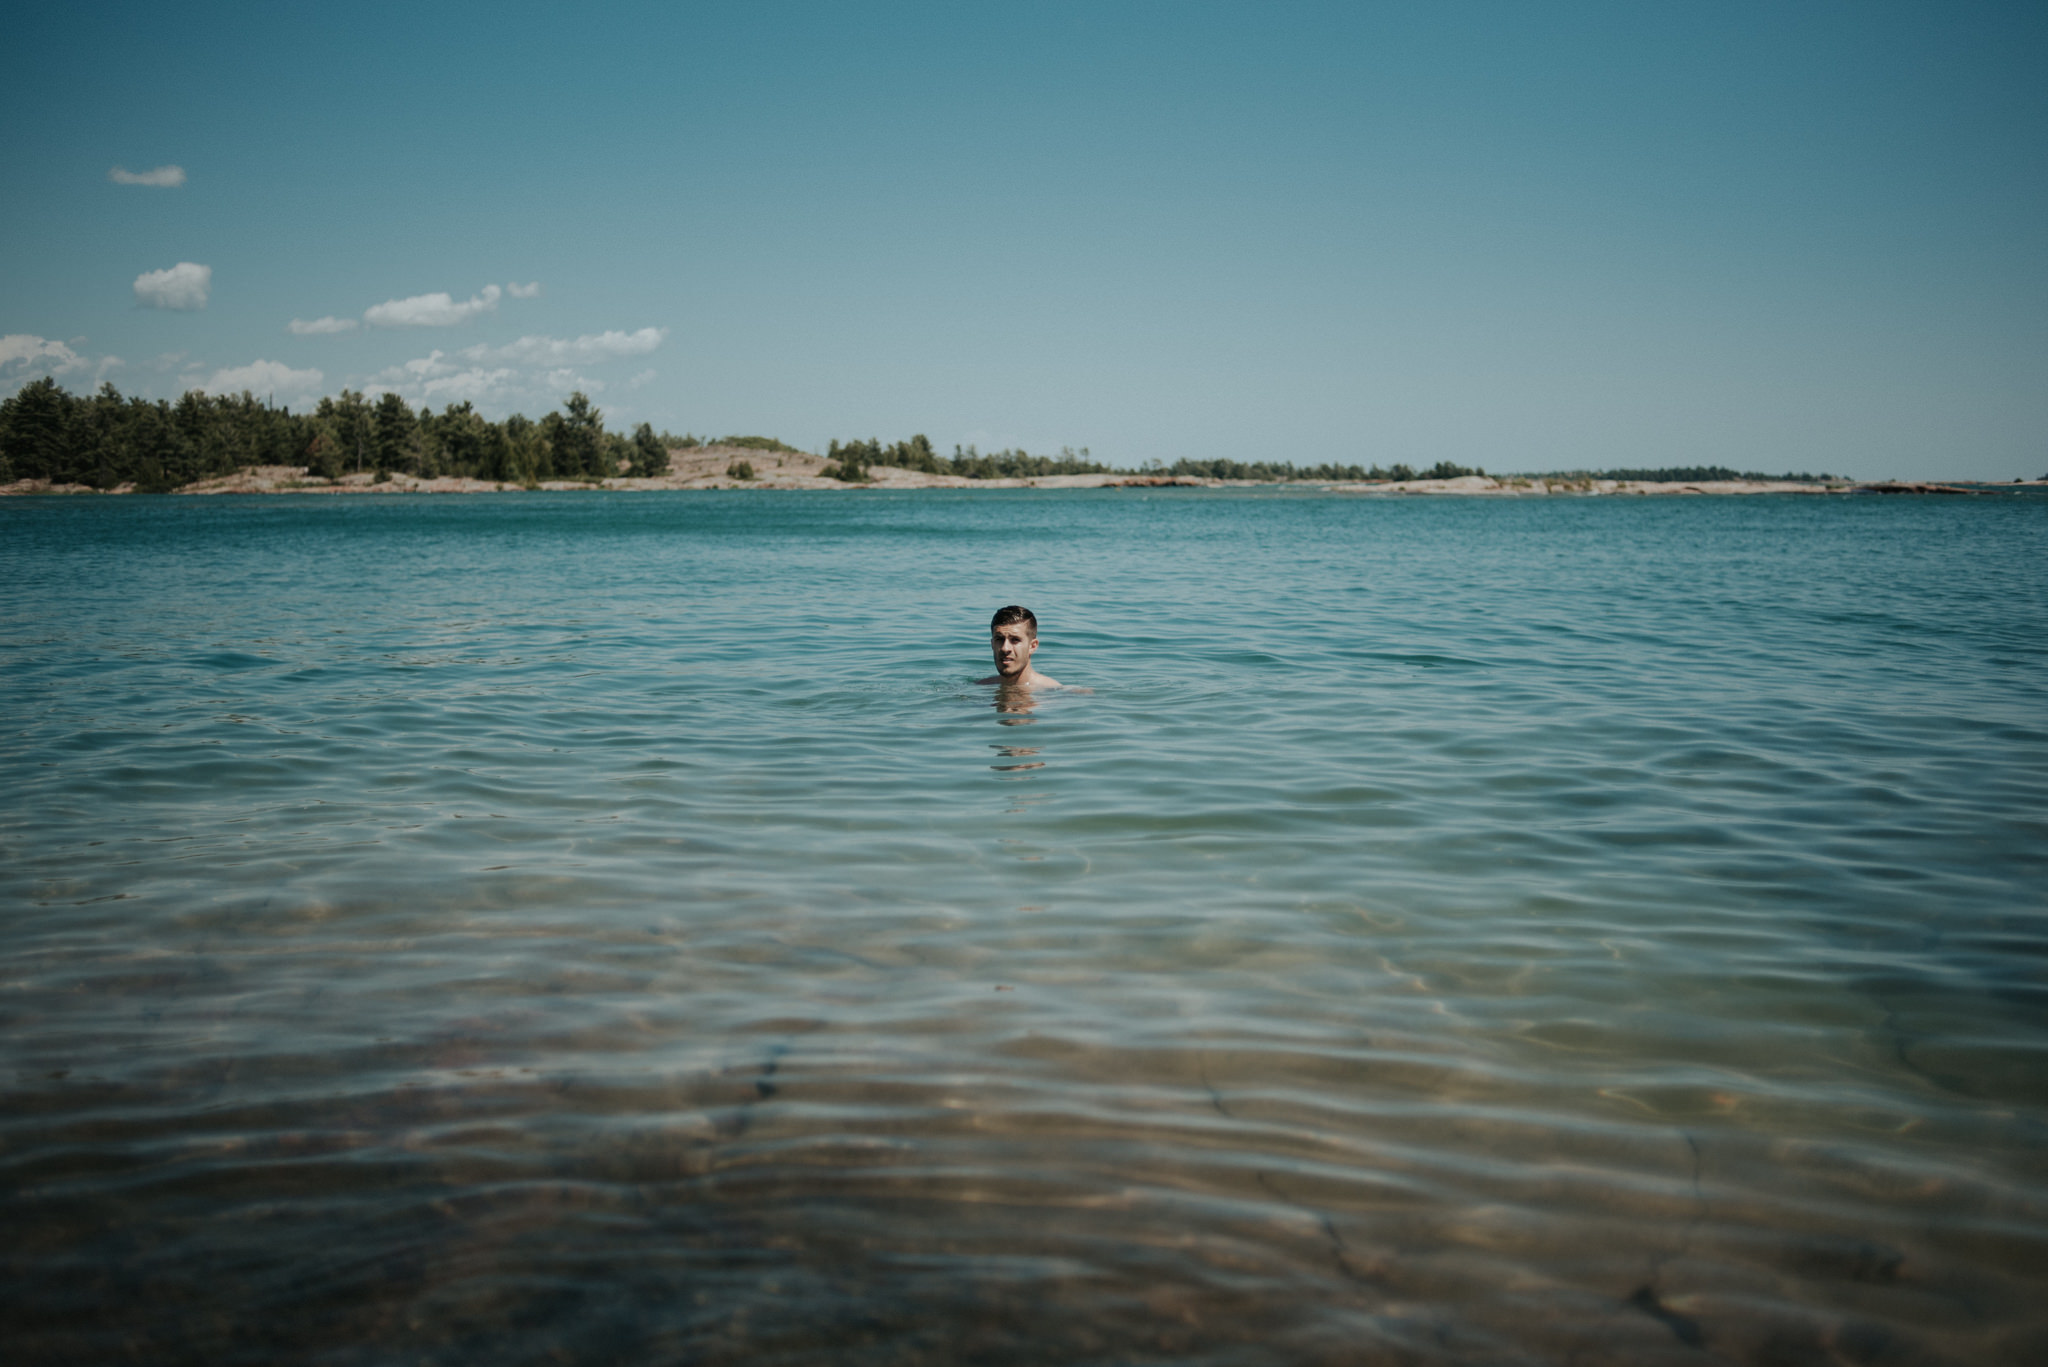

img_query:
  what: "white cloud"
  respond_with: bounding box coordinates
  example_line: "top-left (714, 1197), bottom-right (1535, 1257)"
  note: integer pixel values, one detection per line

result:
top-left (507, 281), bottom-right (542, 298)
top-left (365, 283), bottom-right (501, 328)
top-left (628, 368), bottom-right (656, 388)
top-left (289, 315), bottom-right (358, 335)
top-left (109, 164), bottom-right (186, 188)
top-left (361, 361), bottom-right (523, 407)
top-left (397, 349), bottom-right (454, 378)
top-left (359, 326), bottom-right (663, 413)
top-left (134, 261), bottom-right (211, 310)
top-left (362, 348), bottom-right (520, 405)
top-left (461, 327), bottom-right (666, 366)
top-left (541, 367), bottom-right (602, 393)
top-left (422, 368), bottom-right (522, 404)
top-left (202, 359), bottom-right (324, 400)
top-left (0, 336), bottom-right (118, 397)
top-left (1, 334), bottom-right (90, 377)
top-left (363, 353), bottom-right (444, 386)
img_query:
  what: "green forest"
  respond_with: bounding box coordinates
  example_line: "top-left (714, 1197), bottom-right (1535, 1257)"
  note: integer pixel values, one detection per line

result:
top-left (3, 378), bottom-right (1847, 490)
top-left (819, 439), bottom-right (1476, 484)
top-left (822, 436), bottom-right (1116, 482)
top-left (0, 378), bottom-right (695, 490)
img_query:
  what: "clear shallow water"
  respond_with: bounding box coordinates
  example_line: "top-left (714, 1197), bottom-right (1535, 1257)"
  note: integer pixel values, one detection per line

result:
top-left (2, 489), bottom-right (2045, 1366)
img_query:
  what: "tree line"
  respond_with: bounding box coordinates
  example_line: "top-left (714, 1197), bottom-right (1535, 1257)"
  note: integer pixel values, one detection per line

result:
top-left (822, 437), bottom-right (1115, 482)
top-left (0, 379), bottom-right (676, 490)
top-left (1526, 465), bottom-right (1843, 484)
top-left (820, 443), bottom-right (1489, 483)
top-left (7, 377), bottom-right (1846, 492)
top-left (1152, 458), bottom-right (1480, 481)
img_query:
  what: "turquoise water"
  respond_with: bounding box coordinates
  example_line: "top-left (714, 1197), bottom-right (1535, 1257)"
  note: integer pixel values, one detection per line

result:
top-left (3, 489), bottom-right (2044, 1365)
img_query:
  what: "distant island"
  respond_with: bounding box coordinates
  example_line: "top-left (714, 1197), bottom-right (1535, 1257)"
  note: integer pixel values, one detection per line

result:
top-left (2, 378), bottom-right (2036, 497)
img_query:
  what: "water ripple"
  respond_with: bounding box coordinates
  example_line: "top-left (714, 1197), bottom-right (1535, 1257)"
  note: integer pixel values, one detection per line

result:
top-left (2, 491), bottom-right (2045, 1364)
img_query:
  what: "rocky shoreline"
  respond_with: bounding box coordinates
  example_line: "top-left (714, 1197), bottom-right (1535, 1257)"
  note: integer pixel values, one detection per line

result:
top-left (2, 443), bottom-right (2032, 498)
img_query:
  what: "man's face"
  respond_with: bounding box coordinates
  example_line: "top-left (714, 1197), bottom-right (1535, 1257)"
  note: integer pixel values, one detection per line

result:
top-left (991, 622), bottom-right (1037, 679)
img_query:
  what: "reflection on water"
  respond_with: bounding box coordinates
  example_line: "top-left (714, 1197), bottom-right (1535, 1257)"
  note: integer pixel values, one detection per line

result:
top-left (991, 682), bottom-right (1041, 721)
top-left (2, 490), bottom-right (2045, 1365)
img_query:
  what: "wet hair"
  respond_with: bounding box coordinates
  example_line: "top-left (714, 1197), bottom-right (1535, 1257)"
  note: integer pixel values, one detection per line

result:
top-left (990, 605), bottom-right (1037, 636)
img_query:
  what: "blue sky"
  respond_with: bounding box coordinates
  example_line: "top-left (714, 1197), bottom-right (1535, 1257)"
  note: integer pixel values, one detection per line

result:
top-left (3, 0), bottom-right (2043, 478)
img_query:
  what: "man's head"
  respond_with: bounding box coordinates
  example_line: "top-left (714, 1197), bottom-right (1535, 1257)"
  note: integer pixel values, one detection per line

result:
top-left (990, 605), bottom-right (1038, 681)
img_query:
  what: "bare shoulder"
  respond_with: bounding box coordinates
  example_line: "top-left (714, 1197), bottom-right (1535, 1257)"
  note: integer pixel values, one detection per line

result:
top-left (975, 671), bottom-right (1082, 690)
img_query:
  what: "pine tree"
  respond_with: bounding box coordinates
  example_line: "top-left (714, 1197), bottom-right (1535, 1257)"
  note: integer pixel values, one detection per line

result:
top-left (1, 377), bottom-right (74, 482)
top-left (554, 392), bottom-right (605, 477)
top-left (628, 422), bottom-right (668, 478)
top-left (372, 392), bottom-right (416, 473)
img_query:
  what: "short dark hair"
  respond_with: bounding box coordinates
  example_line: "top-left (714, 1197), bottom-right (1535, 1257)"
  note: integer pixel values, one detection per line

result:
top-left (991, 605), bottom-right (1037, 635)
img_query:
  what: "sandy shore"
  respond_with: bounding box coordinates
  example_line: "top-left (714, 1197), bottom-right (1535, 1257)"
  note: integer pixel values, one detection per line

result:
top-left (3, 446), bottom-right (2029, 497)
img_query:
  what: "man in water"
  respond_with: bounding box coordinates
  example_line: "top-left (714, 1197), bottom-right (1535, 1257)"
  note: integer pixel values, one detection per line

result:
top-left (979, 605), bottom-right (1061, 689)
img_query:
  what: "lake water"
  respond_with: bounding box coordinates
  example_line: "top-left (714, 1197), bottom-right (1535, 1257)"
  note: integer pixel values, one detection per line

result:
top-left (3, 489), bottom-right (2044, 1366)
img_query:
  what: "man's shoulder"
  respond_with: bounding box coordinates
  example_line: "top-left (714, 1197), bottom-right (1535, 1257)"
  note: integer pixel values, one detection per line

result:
top-left (975, 672), bottom-right (1062, 688)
